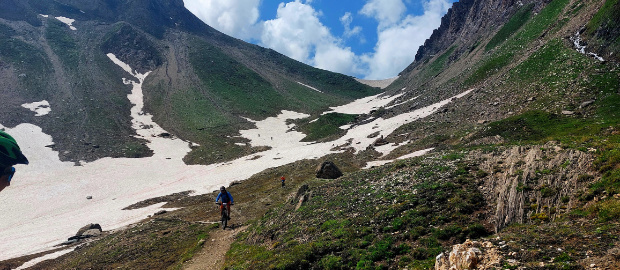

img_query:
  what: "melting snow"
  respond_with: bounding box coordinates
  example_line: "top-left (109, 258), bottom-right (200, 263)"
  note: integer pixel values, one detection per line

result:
top-left (324, 93), bottom-right (404, 115)
top-left (363, 148), bottom-right (435, 169)
top-left (386, 95), bottom-right (419, 109)
top-left (296, 82), bottom-right (323, 93)
top-left (55, 16), bottom-right (77, 30)
top-left (14, 248), bottom-right (73, 270)
top-left (21, 100), bottom-right (51, 116)
top-left (0, 52), bottom-right (473, 261)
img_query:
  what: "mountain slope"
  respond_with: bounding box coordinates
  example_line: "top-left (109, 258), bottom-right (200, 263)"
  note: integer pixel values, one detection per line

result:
top-left (1, 0), bottom-right (619, 269)
top-left (218, 0), bottom-right (620, 268)
top-left (0, 0), bottom-right (380, 164)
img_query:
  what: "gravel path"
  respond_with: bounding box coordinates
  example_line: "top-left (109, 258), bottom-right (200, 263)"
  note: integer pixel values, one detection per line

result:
top-left (183, 225), bottom-right (247, 270)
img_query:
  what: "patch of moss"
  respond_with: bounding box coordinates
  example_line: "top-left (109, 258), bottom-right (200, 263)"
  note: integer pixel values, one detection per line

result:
top-left (486, 3), bottom-right (535, 51)
top-left (46, 19), bottom-right (79, 68)
top-left (299, 113), bottom-right (357, 142)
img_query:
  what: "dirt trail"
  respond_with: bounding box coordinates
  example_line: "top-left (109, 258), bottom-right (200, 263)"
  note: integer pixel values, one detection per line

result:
top-left (182, 225), bottom-right (247, 270)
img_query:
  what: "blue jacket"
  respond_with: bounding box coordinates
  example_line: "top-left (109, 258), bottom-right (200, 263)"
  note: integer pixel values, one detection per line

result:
top-left (216, 191), bottom-right (233, 204)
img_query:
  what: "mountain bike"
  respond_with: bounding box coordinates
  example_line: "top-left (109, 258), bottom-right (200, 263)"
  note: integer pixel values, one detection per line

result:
top-left (216, 202), bottom-right (231, 229)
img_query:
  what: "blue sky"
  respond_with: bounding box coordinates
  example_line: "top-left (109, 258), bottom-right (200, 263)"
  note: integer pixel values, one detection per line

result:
top-left (183, 0), bottom-right (458, 79)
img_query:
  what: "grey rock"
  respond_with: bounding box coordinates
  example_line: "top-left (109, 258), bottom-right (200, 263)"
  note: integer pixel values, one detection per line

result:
top-left (316, 161), bottom-right (343, 179)
top-left (81, 229), bottom-right (102, 237)
top-left (580, 100), bottom-right (595, 109)
top-left (76, 223), bottom-right (102, 236)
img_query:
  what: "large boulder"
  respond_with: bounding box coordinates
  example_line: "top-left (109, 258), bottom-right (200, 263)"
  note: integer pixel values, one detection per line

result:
top-left (75, 223), bottom-right (102, 237)
top-left (315, 161), bottom-right (343, 179)
top-left (66, 223), bottom-right (103, 242)
top-left (435, 239), bottom-right (502, 270)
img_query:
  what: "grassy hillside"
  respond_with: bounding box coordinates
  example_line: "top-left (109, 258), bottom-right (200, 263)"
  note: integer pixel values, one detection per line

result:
top-left (0, 0), bottom-right (381, 164)
top-left (1, 0), bottom-right (619, 269)
top-left (221, 0), bottom-right (620, 268)
top-left (226, 155), bottom-right (490, 269)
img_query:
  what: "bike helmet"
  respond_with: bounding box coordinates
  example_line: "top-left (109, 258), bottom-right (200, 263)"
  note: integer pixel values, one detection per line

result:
top-left (0, 130), bottom-right (29, 167)
top-left (220, 186), bottom-right (226, 191)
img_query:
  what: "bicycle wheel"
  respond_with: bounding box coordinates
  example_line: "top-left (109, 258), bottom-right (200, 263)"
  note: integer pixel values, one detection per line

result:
top-left (221, 209), bottom-right (228, 229)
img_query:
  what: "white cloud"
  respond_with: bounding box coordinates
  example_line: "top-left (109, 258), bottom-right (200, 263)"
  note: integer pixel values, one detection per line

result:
top-left (314, 43), bottom-right (361, 75)
top-left (183, 0), bottom-right (261, 40)
top-left (360, 0), bottom-right (407, 29)
top-left (258, 0), bottom-right (362, 76)
top-left (340, 12), bottom-right (363, 38)
top-left (259, 1), bottom-right (330, 63)
top-left (361, 0), bottom-right (452, 79)
top-left (183, 0), bottom-right (453, 79)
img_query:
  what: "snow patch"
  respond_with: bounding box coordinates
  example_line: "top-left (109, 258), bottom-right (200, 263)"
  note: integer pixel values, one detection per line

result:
top-left (386, 95), bottom-right (419, 109)
top-left (339, 124), bottom-right (351, 130)
top-left (55, 16), bottom-right (77, 30)
top-left (14, 248), bottom-right (74, 270)
top-left (21, 100), bottom-right (51, 116)
top-left (373, 140), bottom-right (411, 156)
top-left (297, 82), bottom-right (323, 93)
top-left (0, 67), bottom-right (473, 261)
top-left (324, 93), bottom-right (404, 115)
top-left (39, 14), bottom-right (49, 18)
top-left (363, 148), bottom-right (434, 169)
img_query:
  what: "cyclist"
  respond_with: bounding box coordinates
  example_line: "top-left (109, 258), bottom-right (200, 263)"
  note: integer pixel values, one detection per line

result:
top-left (0, 130), bottom-right (29, 193)
top-left (215, 186), bottom-right (234, 219)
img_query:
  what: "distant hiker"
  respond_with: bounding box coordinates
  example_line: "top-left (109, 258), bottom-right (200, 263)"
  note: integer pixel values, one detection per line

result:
top-left (280, 176), bottom-right (286, 188)
top-left (0, 130), bottom-right (29, 193)
top-left (215, 186), bottom-right (234, 219)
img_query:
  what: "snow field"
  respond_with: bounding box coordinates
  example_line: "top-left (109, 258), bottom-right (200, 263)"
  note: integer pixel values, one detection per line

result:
top-left (0, 53), bottom-right (473, 261)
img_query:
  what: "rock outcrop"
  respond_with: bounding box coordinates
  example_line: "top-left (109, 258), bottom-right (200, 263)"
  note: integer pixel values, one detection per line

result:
top-left (315, 161), bottom-right (343, 179)
top-left (473, 142), bottom-right (598, 231)
top-left (435, 239), bottom-right (502, 270)
top-left (64, 223), bottom-right (103, 243)
top-left (404, 0), bottom-right (549, 73)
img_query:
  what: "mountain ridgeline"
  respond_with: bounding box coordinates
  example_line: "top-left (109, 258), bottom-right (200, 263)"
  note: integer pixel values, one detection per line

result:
top-left (1, 0), bottom-right (620, 269)
top-left (0, 0), bottom-right (380, 164)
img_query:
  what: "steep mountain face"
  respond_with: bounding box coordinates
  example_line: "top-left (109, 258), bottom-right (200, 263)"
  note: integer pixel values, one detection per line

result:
top-left (376, 0), bottom-right (618, 149)
top-left (409, 0), bottom-right (551, 68)
top-left (0, 0), bottom-right (380, 164)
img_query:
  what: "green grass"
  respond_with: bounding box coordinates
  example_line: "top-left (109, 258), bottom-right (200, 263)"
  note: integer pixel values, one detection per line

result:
top-left (586, 0), bottom-right (620, 36)
top-left (260, 48), bottom-right (381, 100)
top-left (225, 157), bottom-right (490, 269)
top-left (299, 113), bottom-right (357, 142)
top-left (476, 110), bottom-right (606, 144)
top-left (427, 46), bottom-right (457, 77)
top-left (465, 52), bottom-right (514, 85)
top-left (466, 0), bottom-right (571, 86)
top-left (190, 38), bottom-right (287, 118)
top-left (46, 19), bottom-right (79, 68)
top-left (509, 39), bottom-right (589, 93)
top-left (486, 3), bottom-right (535, 51)
top-left (279, 81), bottom-right (348, 113)
top-left (46, 220), bottom-right (212, 270)
top-left (100, 23), bottom-right (163, 70)
top-left (0, 23), bottom-right (52, 97)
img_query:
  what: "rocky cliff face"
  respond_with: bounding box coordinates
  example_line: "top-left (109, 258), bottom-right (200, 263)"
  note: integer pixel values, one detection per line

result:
top-left (404, 0), bottom-right (551, 73)
top-left (473, 142), bottom-right (598, 231)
